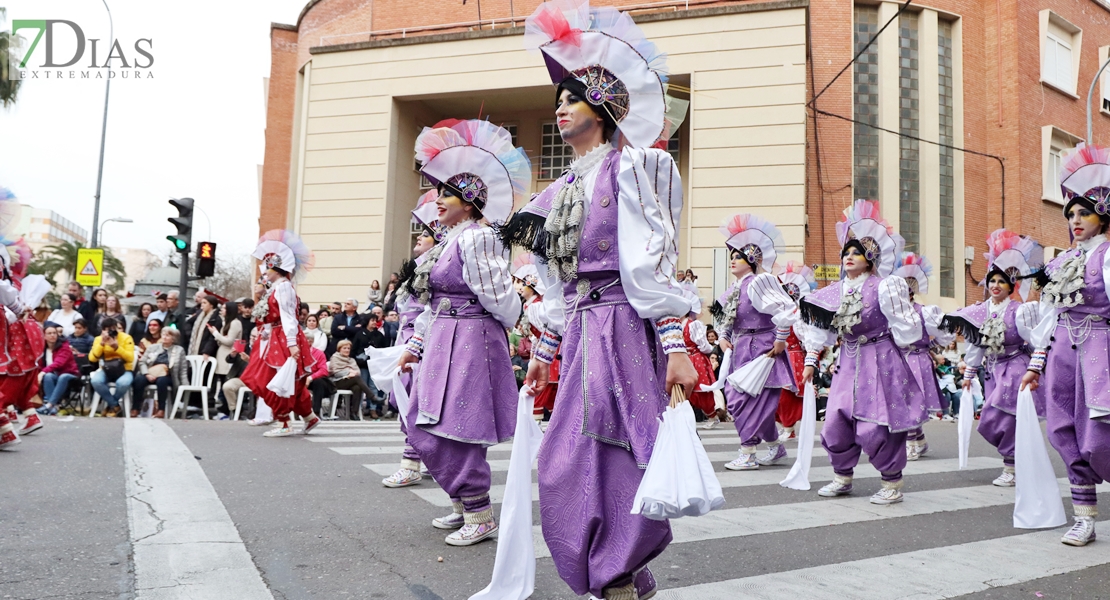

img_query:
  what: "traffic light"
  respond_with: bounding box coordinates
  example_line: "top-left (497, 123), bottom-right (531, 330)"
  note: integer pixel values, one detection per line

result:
top-left (167, 197), bottom-right (194, 252)
top-left (196, 241), bottom-right (217, 278)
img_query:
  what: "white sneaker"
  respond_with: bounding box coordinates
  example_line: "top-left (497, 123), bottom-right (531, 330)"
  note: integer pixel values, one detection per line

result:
top-left (445, 520), bottom-right (498, 546)
top-left (917, 441), bottom-right (929, 457)
top-left (870, 486), bottom-right (904, 505)
top-left (992, 470), bottom-right (1015, 487)
top-left (432, 512), bottom-right (465, 530)
top-left (906, 442), bottom-right (920, 462)
top-left (262, 425), bottom-right (294, 438)
top-left (699, 417), bottom-right (720, 430)
top-left (724, 452), bottom-right (759, 471)
top-left (1062, 516), bottom-right (1097, 546)
top-left (755, 443), bottom-right (787, 466)
top-left (382, 468), bottom-right (422, 488)
top-left (818, 479), bottom-right (853, 497)
top-left (942, 414), bottom-right (955, 422)
top-left (777, 426), bottom-right (796, 443)
top-left (248, 418), bottom-right (274, 427)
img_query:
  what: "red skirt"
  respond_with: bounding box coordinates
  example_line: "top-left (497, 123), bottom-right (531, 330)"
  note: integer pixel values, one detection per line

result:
top-left (688, 351), bottom-right (717, 417)
top-left (0, 370), bottom-right (40, 412)
top-left (241, 326), bottom-right (315, 421)
top-left (533, 357), bottom-right (560, 416)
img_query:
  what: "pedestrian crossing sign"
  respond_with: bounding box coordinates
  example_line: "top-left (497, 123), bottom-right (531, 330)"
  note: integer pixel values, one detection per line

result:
top-left (75, 248), bottom-right (104, 287)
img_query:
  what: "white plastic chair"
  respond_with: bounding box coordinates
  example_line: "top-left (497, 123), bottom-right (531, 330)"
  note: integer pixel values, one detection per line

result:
top-left (233, 387), bottom-right (253, 422)
top-left (329, 389), bottom-right (363, 421)
top-left (89, 379), bottom-right (132, 419)
top-left (169, 356), bottom-right (218, 420)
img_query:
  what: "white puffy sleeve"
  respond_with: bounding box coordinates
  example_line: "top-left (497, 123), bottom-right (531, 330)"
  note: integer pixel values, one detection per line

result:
top-left (273, 280), bottom-right (299, 347)
top-left (748, 273), bottom-right (800, 336)
top-left (797, 319), bottom-right (837, 354)
top-left (534, 263), bottom-right (565, 336)
top-left (878, 276), bottom-right (922, 348)
top-left (459, 225), bottom-right (523, 330)
top-left (921, 304), bottom-right (955, 347)
top-left (687, 319), bottom-right (712, 354)
top-left (963, 343), bottom-right (984, 370)
top-left (1016, 301), bottom-right (1042, 344)
top-left (0, 280), bottom-right (24, 314)
top-left (617, 147), bottom-right (690, 321)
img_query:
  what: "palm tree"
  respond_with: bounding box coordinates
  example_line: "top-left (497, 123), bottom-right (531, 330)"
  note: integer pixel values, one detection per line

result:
top-left (0, 7), bottom-right (22, 109)
top-left (29, 241), bottom-right (128, 292)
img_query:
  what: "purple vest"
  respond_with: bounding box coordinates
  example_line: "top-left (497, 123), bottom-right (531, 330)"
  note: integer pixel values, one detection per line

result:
top-left (575, 150), bottom-right (622, 275)
top-left (1064, 242), bottom-right (1110, 318)
top-left (734, 276), bottom-right (775, 332)
top-left (428, 223), bottom-right (486, 315)
top-left (805, 276), bottom-right (887, 339)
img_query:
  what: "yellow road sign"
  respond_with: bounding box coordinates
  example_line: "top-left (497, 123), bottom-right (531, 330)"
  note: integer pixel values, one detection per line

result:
top-left (76, 248), bottom-right (104, 287)
top-left (814, 265), bottom-right (841, 280)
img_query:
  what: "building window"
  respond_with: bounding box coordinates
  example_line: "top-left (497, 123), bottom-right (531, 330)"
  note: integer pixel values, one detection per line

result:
top-left (1040, 11), bottom-right (1082, 96)
top-left (1043, 125), bottom-right (1082, 204)
top-left (898, 12), bottom-right (920, 254)
top-left (540, 122), bottom-right (574, 180)
top-left (414, 158), bottom-right (433, 189)
top-left (852, 5), bottom-right (880, 201)
top-left (503, 124), bottom-right (519, 147)
top-left (938, 20), bottom-right (955, 298)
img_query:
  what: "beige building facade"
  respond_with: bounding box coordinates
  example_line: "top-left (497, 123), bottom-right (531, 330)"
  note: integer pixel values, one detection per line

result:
top-left (272, 3), bottom-right (808, 307)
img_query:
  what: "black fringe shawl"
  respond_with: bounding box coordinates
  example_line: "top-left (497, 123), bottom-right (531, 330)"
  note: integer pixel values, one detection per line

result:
top-left (940, 314), bottom-right (983, 346)
top-left (398, 258), bottom-right (419, 299)
top-left (493, 211), bottom-right (549, 261)
top-left (709, 300), bottom-right (725, 322)
top-left (798, 297), bottom-right (836, 331)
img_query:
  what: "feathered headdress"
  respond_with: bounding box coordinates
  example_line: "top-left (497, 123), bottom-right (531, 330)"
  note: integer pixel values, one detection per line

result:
top-left (983, 228), bottom-right (1042, 301)
top-left (720, 213), bottom-right (783, 273)
top-left (893, 252), bottom-right (933, 297)
top-left (776, 261), bottom-right (817, 301)
top-left (5, 237), bottom-right (32, 279)
top-left (1060, 142), bottom-right (1110, 218)
top-left (836, 200), bottom-right (904, 278)
top-left (524, 0), bottom-right (688, 148)
top-left (414, 119), bottom-right (531, 224)
top-left (252, 229), bottom-right (315, 282)
top-left (411, 189), bottom-right (444, 241)
top-left (511, 253), bottom-right (545, 295)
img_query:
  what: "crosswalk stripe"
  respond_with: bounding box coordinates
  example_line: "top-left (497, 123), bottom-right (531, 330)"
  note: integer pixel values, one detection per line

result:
top-left (306, 435), bottom-right (407, 443)
top-left (653, 527), bottom-right (1110, 599)
top-left (533, 478), bottom-right (1110, 558)
top-left (406, 456), bottom-right (1002, 508)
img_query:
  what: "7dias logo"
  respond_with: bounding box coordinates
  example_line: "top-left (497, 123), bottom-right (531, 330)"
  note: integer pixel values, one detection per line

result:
top-left (8, 20), bottom-right (153, 80)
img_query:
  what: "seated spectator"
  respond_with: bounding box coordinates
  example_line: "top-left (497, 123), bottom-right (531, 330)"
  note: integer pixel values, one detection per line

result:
top-left (221, 346), bottom-right (250, 420)
top-left (510, 343), bottom-right (526, 388)
top-left (67, 319), bottom-right (94, 356)
top-left (133, 328), bottom-right (186, 418)
top-left (317, 308), bottom-right (334, 342)
top-left (329, 340), bottom-right (378, 420)
top-left (137, 319), bottom-right (163, 361)
top-left (130, 302), bottom-right (154, 342)
top-left (88, 317), bottom-right (135, 417)
top-left (48, 293), bottom-right (81, 336)
top-left (36, 323), bottom-right (80, 415)
top-left (304, 314), bottom-right (327, 351)
top-left (305, 345), bottom-right (333, 417)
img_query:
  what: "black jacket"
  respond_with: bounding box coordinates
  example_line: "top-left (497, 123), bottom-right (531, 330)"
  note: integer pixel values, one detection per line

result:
top-left (331, 312), bottom-right (364, 343)
top-left (187, 313), bottom-right (222, 357)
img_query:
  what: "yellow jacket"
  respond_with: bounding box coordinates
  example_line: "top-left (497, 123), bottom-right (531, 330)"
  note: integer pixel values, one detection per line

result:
top-left (88, 332), bottom-right (136, 371)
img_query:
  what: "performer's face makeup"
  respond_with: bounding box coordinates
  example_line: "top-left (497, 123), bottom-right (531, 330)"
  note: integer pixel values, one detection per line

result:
top-left (264, 269), bottom-right (282, 283)
top-left (556, 88), bottom-right (603, 148)
top-left (1068, 205), bottom-right (1103, 242)
top-left (841, 246), bottom-right (869, 278)
top-left (413, 232), bottom-right (435, 255)
top-left (729, 251), bottom-right (751, 278)
top-left (987, 273), bottom-right (1012, 302)
top-left (436, 189), bottom-right (472, 227)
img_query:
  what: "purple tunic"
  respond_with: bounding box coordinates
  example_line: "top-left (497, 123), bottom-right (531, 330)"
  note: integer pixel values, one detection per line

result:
top-left (803, 277), bottom-right (927, 432)
top-left (948, 300), bottom-right (1043, 416)
top-left (902, 304), bottom-right (945, 412)
top-left (536, 150), bottom-right (672, 598)
top-left (409, 223), bottom-right (517, 446)
top-left (720, 277), bottom-right (795, 391)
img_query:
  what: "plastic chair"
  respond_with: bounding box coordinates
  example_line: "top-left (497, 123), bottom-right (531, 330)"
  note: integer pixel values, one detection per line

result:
top-left (329, 389), bottom-right (364, 421)
top-left (233, 387), bottom-right (253, 422)
top-left (89, 379), bottom-right (132, 419)
top-left (169, 356), bottom-right (218, 420)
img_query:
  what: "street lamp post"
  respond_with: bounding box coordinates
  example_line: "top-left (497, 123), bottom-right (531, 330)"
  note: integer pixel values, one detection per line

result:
top-left (90, 0), bottom-right (113, 248)
top-left (97, 217), bottom-right (133, 247)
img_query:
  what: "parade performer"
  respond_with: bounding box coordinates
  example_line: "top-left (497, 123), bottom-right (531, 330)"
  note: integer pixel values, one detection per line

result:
top-left (381, 190), bottom-right (441, 489)
top-left (712, 214), bottom-right (799, 471)
top-left (943, 231), bottom-right (1042, 482)
top-left (240, 230), bottom-right (322, 438)
top-left (512, 254), bottom-right (560, 421)
top-left (799, 200), bottom-right (923, 505)
top-left (0, 238), bottom-right (35, 446)
top-left (894, 253), bottom-right (955, 461)
top-left (775, 261), bottom-right (818, 441)
top-left (683, 294), bottom-right (717, 422)
top-left (500, 2), bottom-right (697, 596)
top-left (1022, 143), bottom-right (1110, 546)
top-left (396, 119), bottom-right (527, 546)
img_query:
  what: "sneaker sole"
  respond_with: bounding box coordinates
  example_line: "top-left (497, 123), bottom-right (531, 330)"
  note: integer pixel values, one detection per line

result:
top-left (432, 520), bottom-right (465, 530)
top-left (870, 497), bottom-right (904, 505)
top-left (382, 478), bottom-right (422, 489)
top-left (1062, 535), bottom-right (1095, 547)
top-left (0, 438), bottom-right (21, 450)
top-left (302, 420), bottom-right (321, 435)
top-left (445, 527), bottom-right (498, 546)
top-left (992, 481), bottom-right (1016, 487)
top-left (724, 464), bottom-right (759, 471)
top-left (818, 489), bottom-right (852, 497)
top-left (262, 431), bottom-right (294, 438)
top-left (18, 423), bottom-right (43, 436)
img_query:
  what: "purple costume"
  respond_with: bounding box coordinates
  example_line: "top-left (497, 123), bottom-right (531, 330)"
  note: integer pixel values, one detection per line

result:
top-left (393, 292), bottom-right (425, 468)
top-left (801, 275), bottom-right (925, 484)
top-left (902, 303), bottom-right (955, 445)
top-left (718, 274), bottom-right (796, 450)
top-left (1039, 241), bottom-right (1110, 516)
top-left (405, 222), bottom-right (520, 524)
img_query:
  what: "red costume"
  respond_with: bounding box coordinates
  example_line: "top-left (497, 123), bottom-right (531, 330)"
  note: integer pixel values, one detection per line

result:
top-left (776, 329), bottom-right (805, 431)
top-left (241, 280), bottom-right (316, 423)
top-left (525, 295), bottom-right (560, 417)
top-left (684, 318), bottom-right (717, 418)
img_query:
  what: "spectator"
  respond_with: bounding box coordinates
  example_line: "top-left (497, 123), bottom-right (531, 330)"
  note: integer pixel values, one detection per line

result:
top-left (510, 343), bottom-right (527, 388)
top-left (148, 294), bottom-right (169, 324)
top-left (368, 280), bottom-right (382, 304)
top-left (381, 281), bottom-right (399, 313)
top-left (162, 290), bottom-right (181, 333)
top-left (36, 323), bottom-right (79, 415)
top-left (304, 314), bottom-right (327, 351)
top-left (129, 302), bottom-right (154, 342)
top-left (186, 295), bottom-right (222, 358)
top-left (237, 299), bottom-right (255, 342)
top-left (62, 281), bottom-right (84, 310)
top-left (352, 316), bottom-right (389, 417)
top-left (329, 340), bottom-right (378, 420)
top-left (88, 317), bottom-right (135, 417)
top-left (360, 315), bottom-right (388, 351)
top-left (48, 293), bottom-right (81, 336)
top-left (180, 289), bottom-right (206, 347)
top-left (137, 319), bottom-right (163, 361)
top-left (221, 344), bottom-right (250, 420)
top-left (706, 328), bottom-right (724, 377)
top-left (209, 301), bottom-right (242, 415)
top-left (80, 288), bottom-right (108, 335)
top-left (133, 328), bottom-right (186, 418)
top-left (388, 272), bottom-right (400, 288)
top-left (382, 309), bottom-right (400, 343)
top-left (101, 294), bottom-right (124, 332)
top-left (305, 345), bottom-right (333, 417)
top-left (67, 318), bottom-right (94, 356)
top-left (298, 302), bottom-right (310, 327)
top-left (937, 362), bottom-right (958, 421)
top-left (331, 298), bottom-right (364, 343)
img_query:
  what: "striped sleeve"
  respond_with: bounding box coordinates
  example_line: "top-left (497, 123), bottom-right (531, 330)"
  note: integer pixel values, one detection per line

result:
top-left (878, 275), bottom-right (923, 348)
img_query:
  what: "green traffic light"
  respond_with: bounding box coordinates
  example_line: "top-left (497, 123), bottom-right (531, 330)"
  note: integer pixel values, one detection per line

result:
top-left (167, 236), bottom-right (187, 250)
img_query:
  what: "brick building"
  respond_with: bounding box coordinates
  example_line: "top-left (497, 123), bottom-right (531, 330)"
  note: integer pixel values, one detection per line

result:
top-left (261, 0), bottom-right (1110, 310)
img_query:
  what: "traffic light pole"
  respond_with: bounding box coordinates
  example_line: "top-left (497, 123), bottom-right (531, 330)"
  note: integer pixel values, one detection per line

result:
top-left (176, 247), bottom-right (190, 320)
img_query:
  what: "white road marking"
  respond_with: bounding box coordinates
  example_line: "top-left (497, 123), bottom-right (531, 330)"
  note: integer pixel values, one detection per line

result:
top-left (305, 435), bottom-right (407, 443)
top-left (124, 420), bottom-right (273, 600)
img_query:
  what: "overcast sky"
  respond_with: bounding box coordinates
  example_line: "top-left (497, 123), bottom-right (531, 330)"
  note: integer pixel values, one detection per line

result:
top-left (0, 0), bottom-right (310, 259)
